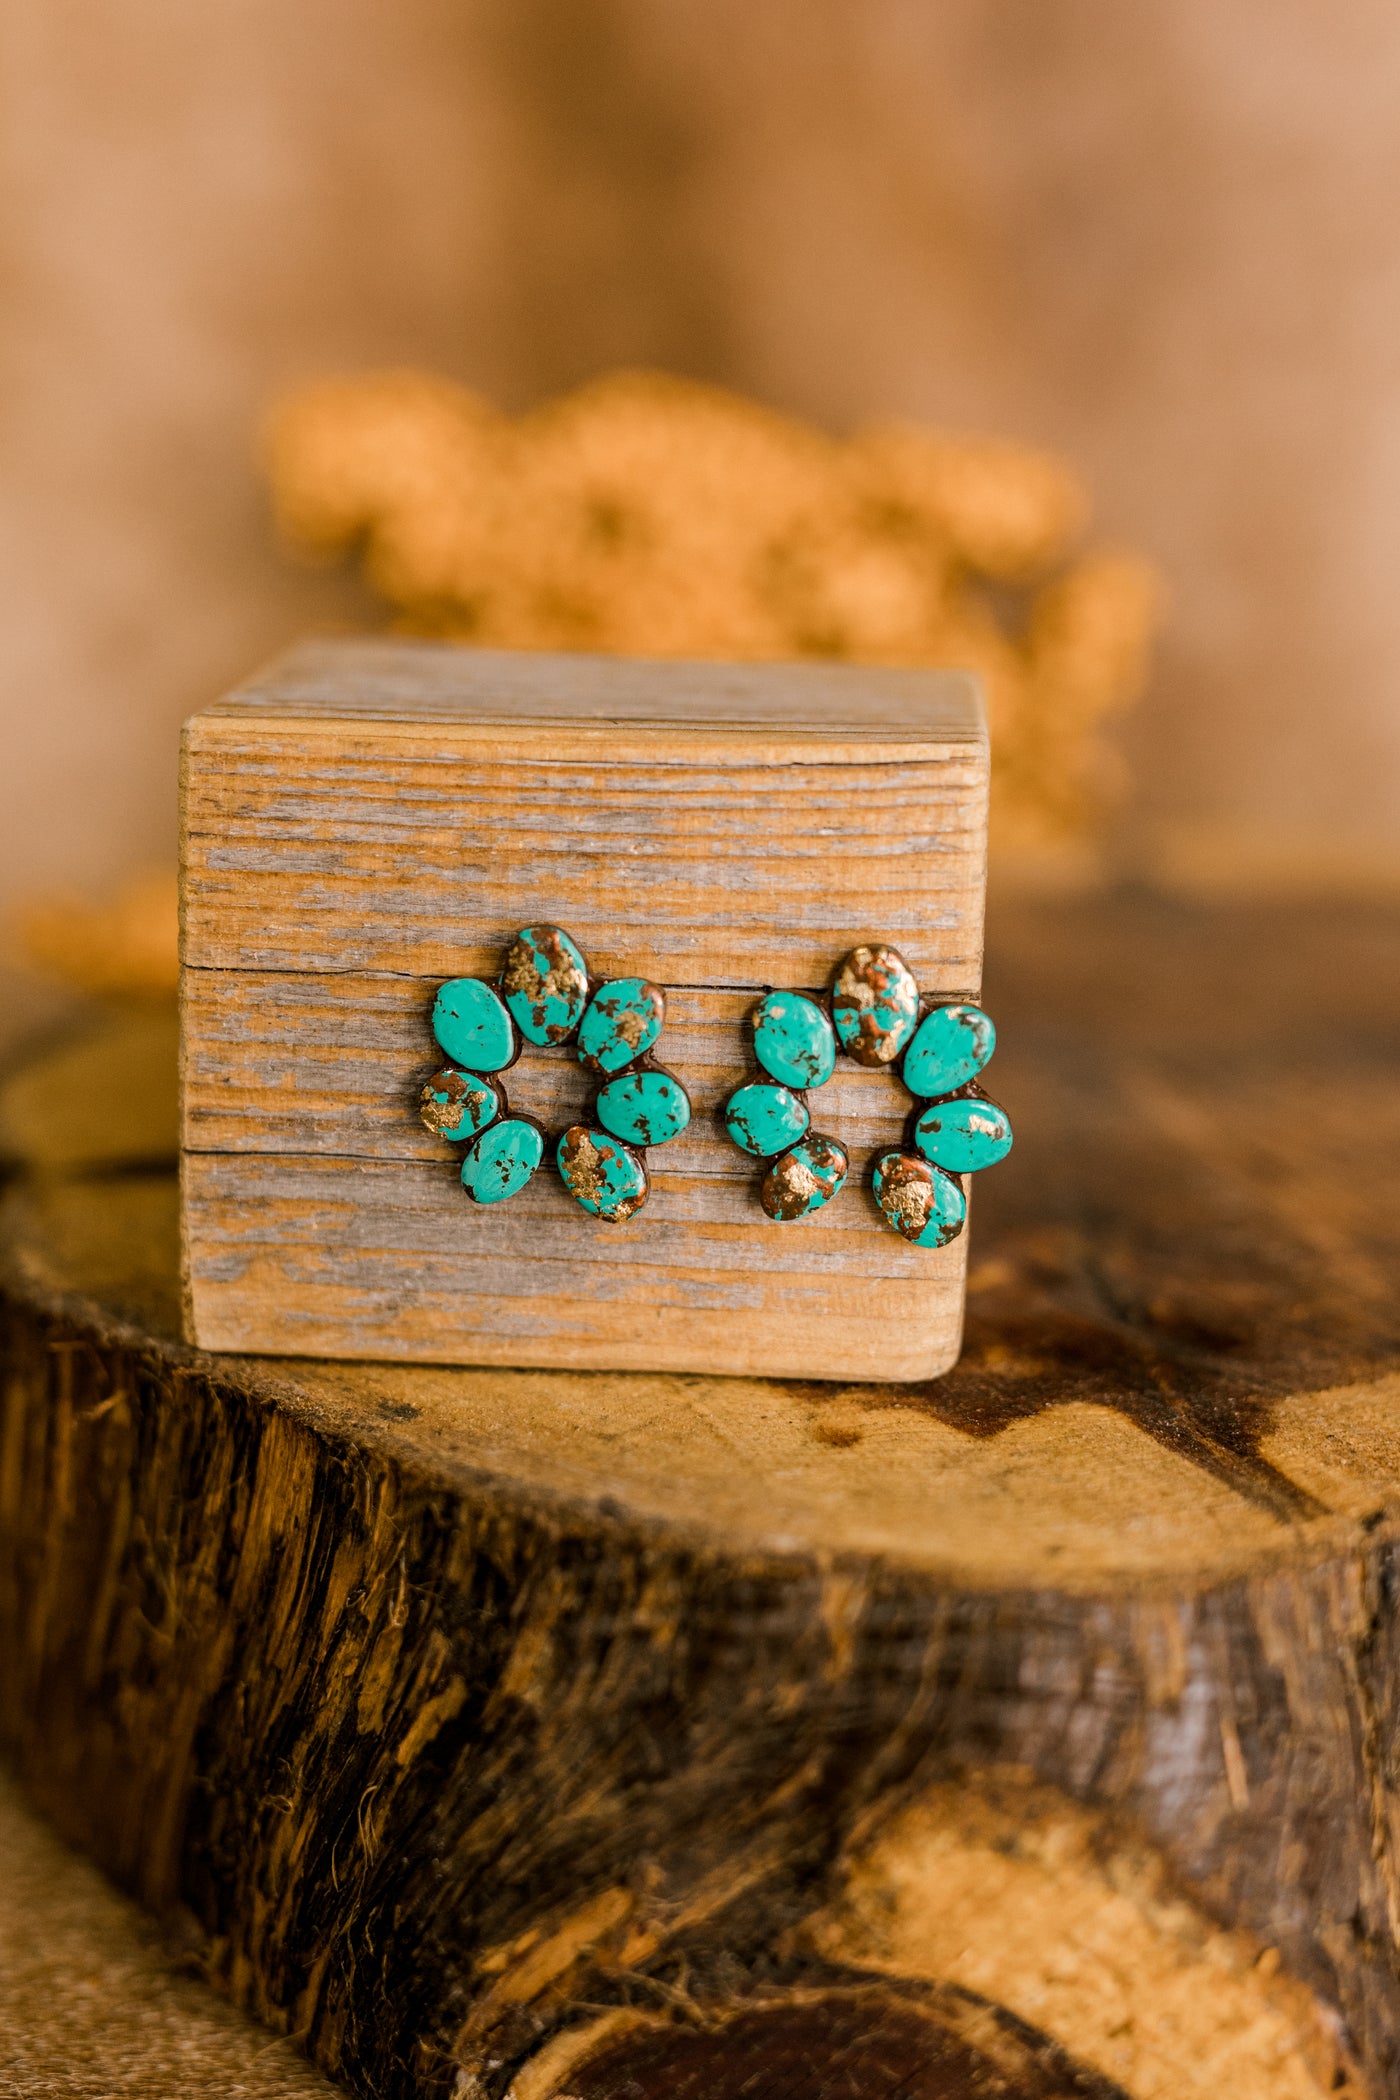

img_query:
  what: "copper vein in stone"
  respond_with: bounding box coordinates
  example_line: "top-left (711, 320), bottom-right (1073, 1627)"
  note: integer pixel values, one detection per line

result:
top-left (913, 1092), bottom-right (1012, 1173)
top-left (761, 1133), bottom-right (849, 1222)
top-left (419, 1068), bottom-right (502, 1143)
top-left (903, 1003), bottom-right (996, 1100)
top-left (831, 945), bottom-right (920, 1067)
top-left (557, 1124), bottom-right (649, 1222)
top-left (502, 924), bottom-right (589, 1047)
top-left (871, 1148), bottom-right (967, 1248)
top-left (577, 978), bottom-right (666, 1075)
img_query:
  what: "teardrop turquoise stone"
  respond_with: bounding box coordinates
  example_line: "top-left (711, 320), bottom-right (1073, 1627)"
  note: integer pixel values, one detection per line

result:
top-left (502, 924), bottom-right (589, 1046)
top-left (761, 1132), bottom-right (849, 1221)
top-left (752, 991), bottom-right (836, 1089)
top-left (595, 1068), bottom-right (691, 1148)
top-left (577, 978), bottom-right (665, 1074)
top-left (831, 945), bottom-right (920, 1067)
top-left (460, 1116), bottom-right (542, 1204)
top-left (432, 978), bottom-right (517, 1073)
top-left (557, 1125), bottom-right (649, 1221)
top-left (903, 1004), bottom-right (995, 1099)
top-left (913, 1094), bottom-right (1012, 1172)
top-left (871, 1149), bottom-right (967, 1247)
top-left (724, 1082), bottom-right (810, 1158)
top-left (419, 1068), bottom-right (502, 1144)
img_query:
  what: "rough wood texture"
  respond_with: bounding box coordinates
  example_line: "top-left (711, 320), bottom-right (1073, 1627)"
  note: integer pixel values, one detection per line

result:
top-left (5, 893), bottom-right (1400, 2100)
top-left (182, 641), bottom-right (988, 988)
top-left (180, 640), bottom-right (988, 1378)
top-left (181, 978), bottom-right (917, 1176)
top-left (179, 968), bottom-right (955, 1369)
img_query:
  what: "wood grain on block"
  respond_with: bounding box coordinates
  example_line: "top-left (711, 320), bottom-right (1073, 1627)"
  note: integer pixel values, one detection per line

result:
top-left (181, 731), bottom-right (986, 987)
top-left (181, 1151), bottom-right (967, 1376)
top-left (179, 973), bottom-right (917, 1172)
top-left (179, 640), bottom-right (989, 1374)
top-left (180, 644), bottom-right (987, 989)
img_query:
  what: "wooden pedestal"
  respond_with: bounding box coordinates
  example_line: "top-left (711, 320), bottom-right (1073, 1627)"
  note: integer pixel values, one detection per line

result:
top-left (179, 640), bottom-right (988, 1379)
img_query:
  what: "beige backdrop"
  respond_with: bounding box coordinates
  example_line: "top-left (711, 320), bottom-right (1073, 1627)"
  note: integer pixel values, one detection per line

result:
top-left (4, 0), bottom-right (1400, 917)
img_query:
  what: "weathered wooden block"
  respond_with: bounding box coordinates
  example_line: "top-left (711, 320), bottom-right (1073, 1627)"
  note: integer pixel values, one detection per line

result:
top-left (180, 639), bottom-right (988, 1376)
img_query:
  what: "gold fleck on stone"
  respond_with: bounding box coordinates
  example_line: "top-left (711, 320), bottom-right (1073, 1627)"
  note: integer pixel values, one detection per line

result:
top-left (761, 1133), bottom-right (849, 1222)
top-left (557, 1124), bottom-right (649, 1222)
top-left (501, 924), bottom-right (589, 1046)
top-left (831, 946), bottom-right (920, 1067)
top-left (871, 1149), bottom-right (967, 1249)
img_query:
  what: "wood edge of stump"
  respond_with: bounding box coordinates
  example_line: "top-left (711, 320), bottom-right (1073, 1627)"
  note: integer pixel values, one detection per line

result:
top-left (7, 1236), bottom-right (1400, 1600)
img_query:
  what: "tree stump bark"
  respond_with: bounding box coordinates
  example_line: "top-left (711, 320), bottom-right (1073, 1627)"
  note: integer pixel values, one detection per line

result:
top-left (3, 892), bottom-right (1399, 2100)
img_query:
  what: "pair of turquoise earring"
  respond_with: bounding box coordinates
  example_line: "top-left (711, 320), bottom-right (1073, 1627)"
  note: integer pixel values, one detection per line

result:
top-left (419, 926), bottom-right (1011, 1247)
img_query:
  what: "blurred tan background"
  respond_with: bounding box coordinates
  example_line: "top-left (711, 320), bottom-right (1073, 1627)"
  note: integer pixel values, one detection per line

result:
top-left (5, 0), bottom-right (1400, 922)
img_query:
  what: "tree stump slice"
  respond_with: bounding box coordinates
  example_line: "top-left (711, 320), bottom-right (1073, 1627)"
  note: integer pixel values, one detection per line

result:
top-left (2, 893), bottom-right (1399, 2100)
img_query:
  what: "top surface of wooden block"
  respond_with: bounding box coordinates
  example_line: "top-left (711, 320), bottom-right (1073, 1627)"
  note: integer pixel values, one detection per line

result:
top-left (181, 638), bottom-right (989, 995)
top-left (196, 638), bottom-right (986, 748)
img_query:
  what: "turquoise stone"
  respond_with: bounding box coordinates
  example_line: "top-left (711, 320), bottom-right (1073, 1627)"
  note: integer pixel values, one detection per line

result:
top-left (501, 924), bottom-right (589, 1047)
top-left (761, 1132), bottom-right (849, 1221)
top-left (419, 1068), bottom-right (502, 1144)
top-left (595, 1067), bottom-right (691, 1148)
top-left (460, 1116), bottom-right (543, 1204)
top-left (831, 945), bottom-right (920, 1067)
top-left (913, 1093), bottom-right (1012, 1173)
top-left (557, 1125), bottom-right (649, 1221)
top-left (577, 978), bottom-right (665, 1075)
top-left (903, 1004), bottom-right (995, 1099)
top-left (432, 978), bottom-right (517, 1073)
top-left (724, 1081), bottom-right (810, 1158)
top-left (752, 991), bottom-right (836, 1089)
top-left (871, 1149), bottom-right (967, 1248)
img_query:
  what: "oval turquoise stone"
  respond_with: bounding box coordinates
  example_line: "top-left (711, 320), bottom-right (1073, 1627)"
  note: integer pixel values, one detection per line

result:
top-left (595, 1067), bottom-right (691, 1148)
top-left (432, 978), bottom-right (517, 1073)
top-left (460, 1116), bottom-right (543, 1204)
top-left (724, 1081), bottom-right (810, 1158)
top-left (831, 945), bottom-right (920, 1067)
top-left (501, 924), bottom-right (589, 1046)
top-left (752, 991), bottom-right (836, 1090)
top-left (761, 1132), bottom-right (849, 1221)
top-left (577, 978), bottom-right (665, 1074)
top-left (913, 1093), bottom-right (1012, 1173)
top-left (872, 1149), bottom-right (967, 1248)
top-left (419, 1068), bottom-right (502, 1144)
top-left (557, 1125), bottom-right (649, 1221)
top-left (903, 1004), bottom-right (996, 1099)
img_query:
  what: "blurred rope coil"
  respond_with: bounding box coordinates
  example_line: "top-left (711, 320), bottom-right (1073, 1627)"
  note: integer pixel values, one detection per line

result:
top-left (267, 367), bottom-right (1161, 852)
top-left (18, 369), bottom-right (1159, 999)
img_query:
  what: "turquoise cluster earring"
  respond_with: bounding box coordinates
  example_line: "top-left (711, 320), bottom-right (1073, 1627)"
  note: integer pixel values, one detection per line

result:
top-left (422, 925), bottom-right (691, 1220)
top-left (722, 943), bottom-right (1012, 1248)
